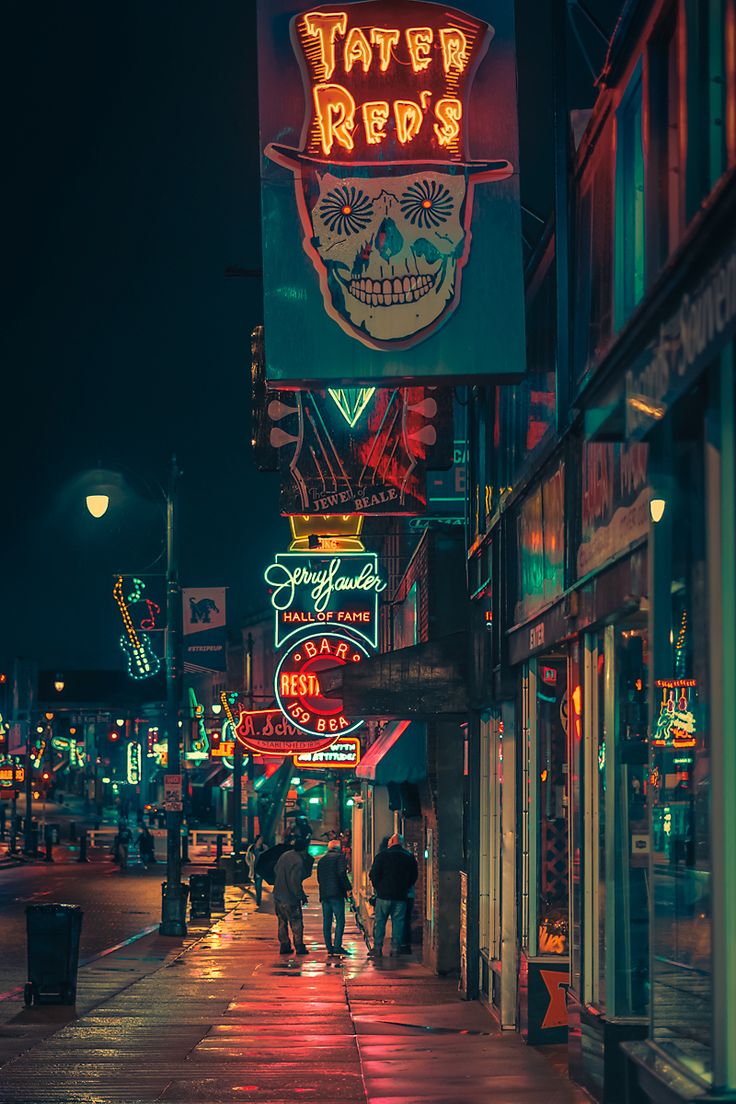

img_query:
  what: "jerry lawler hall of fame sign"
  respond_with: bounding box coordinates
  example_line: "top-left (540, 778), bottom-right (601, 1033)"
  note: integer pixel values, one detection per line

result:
top-left (265, 550), bottom-right (386, 649)
top-left (257, 0), bottom-right (525, 385)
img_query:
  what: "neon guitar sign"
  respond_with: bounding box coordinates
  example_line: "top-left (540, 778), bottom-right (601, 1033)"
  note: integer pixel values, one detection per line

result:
top-left (113, 576), bottom-right (161, 681)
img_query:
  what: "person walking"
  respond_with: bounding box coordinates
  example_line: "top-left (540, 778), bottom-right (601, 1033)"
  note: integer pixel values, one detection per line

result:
top-left (368, 833), bottom-right (418, 958)
top-left (247, 834), bottom-right (268, 907)
top-left (273, 837), bottom-right (310, 955)
top-left (137, 825), bottom-right (155, 865)
top-left (317, 839), bottom-right (352, 956)
top-left (113, 823), bottom-right (132, 869)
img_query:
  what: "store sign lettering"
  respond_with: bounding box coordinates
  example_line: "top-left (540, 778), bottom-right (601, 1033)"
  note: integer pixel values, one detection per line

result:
top-left (626, 239), bottom-right (736, 438)
top-left (293, 736), bottom-right (361, 769)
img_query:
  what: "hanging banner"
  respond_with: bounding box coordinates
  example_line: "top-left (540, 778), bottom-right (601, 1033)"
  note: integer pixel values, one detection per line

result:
top-left (182, 588), bottom-right (227, 673)
top-left (265, 551), bottom-right (385, 649)
top-left (293, 736), bottom-right (361, 768)
top-left (257, 0), bottom-right (525, 385)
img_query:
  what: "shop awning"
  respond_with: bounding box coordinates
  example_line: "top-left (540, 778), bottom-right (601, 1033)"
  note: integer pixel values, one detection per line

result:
top-left (356, 721), bottom-right (426, 785)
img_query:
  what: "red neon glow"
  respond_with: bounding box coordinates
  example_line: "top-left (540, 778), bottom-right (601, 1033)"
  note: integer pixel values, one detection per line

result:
top-left (292, 5), bottom-right (483, 162)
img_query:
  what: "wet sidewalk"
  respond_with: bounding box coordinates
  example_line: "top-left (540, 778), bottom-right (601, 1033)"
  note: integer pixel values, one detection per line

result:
top-left (0, 878), bottom-right (590, 1103)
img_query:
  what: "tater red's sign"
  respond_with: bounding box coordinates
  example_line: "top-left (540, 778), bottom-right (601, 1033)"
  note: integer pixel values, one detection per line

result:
top-left (257, 0), bottom-right (525, 383)
top-left (274, 632), bottom-right (367, 738)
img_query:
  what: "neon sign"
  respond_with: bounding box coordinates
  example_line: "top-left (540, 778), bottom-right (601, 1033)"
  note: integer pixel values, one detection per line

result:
top-left (113, 576), bottom-right (161, 680)
top-left (187, 688), bottom-right (210, 759)
top-left (127, 741), bottom-right (142, 785)
top-left (274, 631), bottom-right (367, 739)
top-left (258, 0), bottom-right (525, 375)
top-left (293, 736), bottom-right (361, 768)
top-left (0, 764), bottom-right (24, 785)
top-left (265, 552), bottom-right (385, 648)
top-left (654, 679), bottom-right (698, 748)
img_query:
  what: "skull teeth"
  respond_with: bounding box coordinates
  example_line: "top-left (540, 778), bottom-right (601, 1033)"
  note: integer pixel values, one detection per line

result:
top-left (348, 273), bottom-right (435, 306)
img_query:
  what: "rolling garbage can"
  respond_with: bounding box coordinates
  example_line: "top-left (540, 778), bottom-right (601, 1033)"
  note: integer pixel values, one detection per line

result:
top-left (25, 903), bottom-right (83, 1006)
top-left (189, 872), bottom-right (211, 919)
top-left (209, 867), bottom-right (226, 911)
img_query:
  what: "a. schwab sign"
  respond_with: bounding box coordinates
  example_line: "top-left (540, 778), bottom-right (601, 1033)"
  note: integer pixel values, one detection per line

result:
top-left (265, 552), bottom-right (386, 648)
top-left (257, 0), bottom-right (525, 385)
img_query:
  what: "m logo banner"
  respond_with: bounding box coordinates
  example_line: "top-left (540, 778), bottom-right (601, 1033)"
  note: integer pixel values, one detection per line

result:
top-left (183, 588), bottom-right (227, 673)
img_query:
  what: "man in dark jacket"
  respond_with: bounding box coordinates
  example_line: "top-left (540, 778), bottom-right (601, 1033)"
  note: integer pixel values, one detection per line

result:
top-left (317, 840), bottom-right (352, 955)
top-left (273, 837), bottom-right (310, 955)
top-left (368, 833), bottom-right (418, 958)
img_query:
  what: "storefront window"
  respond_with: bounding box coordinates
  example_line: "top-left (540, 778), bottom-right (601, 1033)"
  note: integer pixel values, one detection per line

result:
top-left (651, 412), bottom-right (712, 1081)
top-left (569, 642), bottom-right (583, 995)
top-left (611, 620), bottom-right (650, 1016)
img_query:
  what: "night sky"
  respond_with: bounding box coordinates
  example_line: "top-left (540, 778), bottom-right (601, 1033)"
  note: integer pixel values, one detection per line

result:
top-left (1, 1), bottom-right (619, 675)
top-left (2, 2), bottom-right (280, 671)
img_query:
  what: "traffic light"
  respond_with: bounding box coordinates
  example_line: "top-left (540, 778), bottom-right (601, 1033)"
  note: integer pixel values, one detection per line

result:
top-left (109, 730), bottom-right (120, 742)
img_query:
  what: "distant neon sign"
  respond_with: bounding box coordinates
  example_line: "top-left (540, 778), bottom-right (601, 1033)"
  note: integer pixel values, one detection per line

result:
top-left (127, 741), bottom-right (142, 785)
top-left (293, 736), bottom-right (361, 769)
top-left (274, 632), bottom-right (366, 739)
top-left (654, 680), bottom-right (698, 748)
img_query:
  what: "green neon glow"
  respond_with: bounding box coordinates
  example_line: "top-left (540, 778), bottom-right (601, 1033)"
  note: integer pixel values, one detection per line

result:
top-left (327, 387), bottom-right (376, 428)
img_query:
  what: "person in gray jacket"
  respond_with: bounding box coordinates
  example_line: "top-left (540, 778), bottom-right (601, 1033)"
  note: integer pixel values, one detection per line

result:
top-left (273, 837), bottom-right (310, 955)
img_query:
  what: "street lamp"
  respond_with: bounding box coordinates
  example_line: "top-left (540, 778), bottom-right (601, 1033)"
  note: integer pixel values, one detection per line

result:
top-left (53, 674), bottom-right (65, 694)
top-left (86, 455), bottom-right (186, 936)
top-left (85, 494), bottom-right (110, 518)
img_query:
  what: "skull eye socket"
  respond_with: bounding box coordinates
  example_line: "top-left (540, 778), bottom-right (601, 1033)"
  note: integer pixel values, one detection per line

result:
top-left (318, 185), bottom-right (374, 235)
top-left (400, 179), bottom-right (454, 229)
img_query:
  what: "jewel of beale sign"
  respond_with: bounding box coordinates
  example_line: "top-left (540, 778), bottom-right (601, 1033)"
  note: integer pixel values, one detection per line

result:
top-left (257, 0), bottom-right (525, 384)
top-left (265, 551), bottom-right (386, 648)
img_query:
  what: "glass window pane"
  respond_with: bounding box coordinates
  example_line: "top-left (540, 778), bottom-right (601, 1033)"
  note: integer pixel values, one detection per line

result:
top-left (651, 412), bottom-right (712, 1082)
top-left (536, 656), bottom-right (568, 955)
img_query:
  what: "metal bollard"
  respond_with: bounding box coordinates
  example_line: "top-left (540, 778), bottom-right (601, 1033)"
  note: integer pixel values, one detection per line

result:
top-left (43, 826), bottom-right (54, 863)
top-left (215, 834), bottom-right (223, 863)
top-left (209, 867), bottom-right (226, 911)
top-left (77, 832), bottom-right (89, 863)
top-left (189, 872), bottom-right (211, 920)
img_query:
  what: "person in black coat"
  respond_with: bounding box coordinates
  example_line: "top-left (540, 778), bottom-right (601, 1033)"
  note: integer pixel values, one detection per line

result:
top-left (368, 833), bottom-right (418, 958)
top-left (317, 840), bottom-right (352, 955)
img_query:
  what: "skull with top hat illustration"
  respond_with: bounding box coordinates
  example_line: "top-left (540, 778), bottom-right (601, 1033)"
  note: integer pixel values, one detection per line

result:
top-left (266, 1), bottom-right (513, 351)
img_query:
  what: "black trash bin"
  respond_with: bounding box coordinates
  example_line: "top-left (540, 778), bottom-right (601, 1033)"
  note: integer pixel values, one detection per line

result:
top-left (189, 872), bottom-right (211, 919)
top-left (25, 903), bottom-right (83, 1006)
top-left (209, 867), bottom-right (226, 911)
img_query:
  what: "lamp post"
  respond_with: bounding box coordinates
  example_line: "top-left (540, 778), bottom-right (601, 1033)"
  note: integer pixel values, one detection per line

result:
top-left (85, 455), bottom-right (186, 936)
top-left (160, 457), bottom-right (185, 934)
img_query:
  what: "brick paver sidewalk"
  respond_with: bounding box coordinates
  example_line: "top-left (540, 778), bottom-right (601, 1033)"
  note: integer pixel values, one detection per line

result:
top-left (0, 875), bottom-right (590, 1103)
